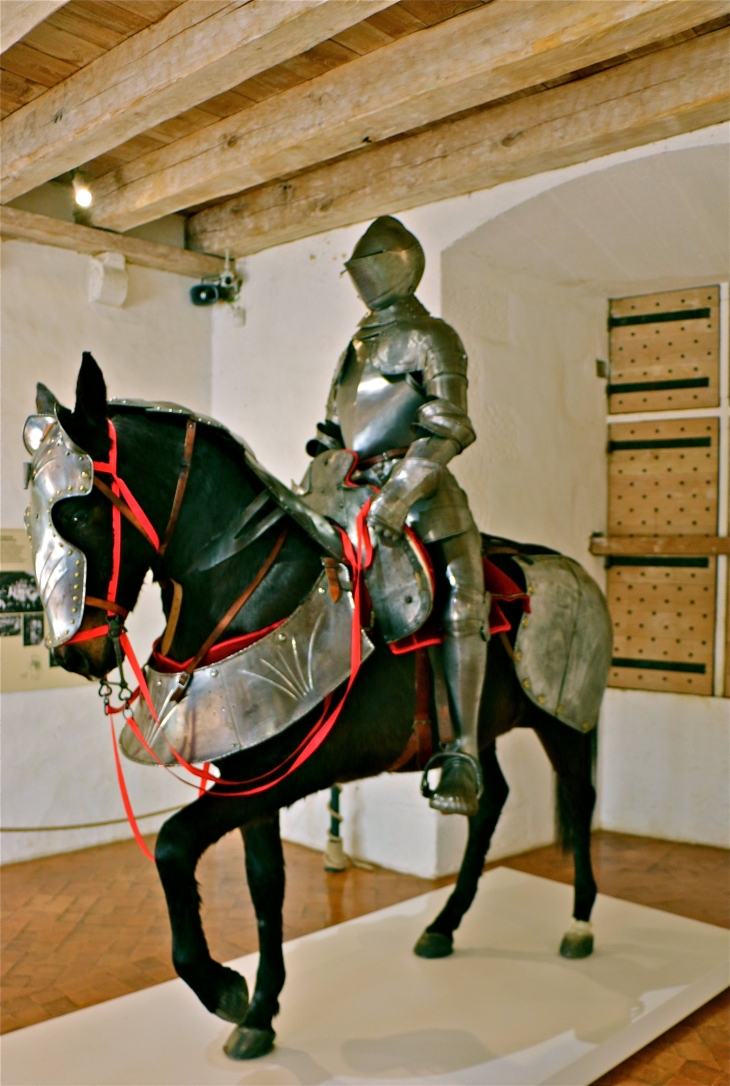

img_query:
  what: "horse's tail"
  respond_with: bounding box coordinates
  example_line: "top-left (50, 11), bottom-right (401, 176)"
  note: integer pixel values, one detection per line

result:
top-left (554, 725), bottom-right (598, 854)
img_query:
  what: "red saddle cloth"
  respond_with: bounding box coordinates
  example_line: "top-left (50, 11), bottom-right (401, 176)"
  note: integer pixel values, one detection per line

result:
top-left (483, 556), bottom-right (532, 634)
top-left (389, 556), bottom-right (530, 655)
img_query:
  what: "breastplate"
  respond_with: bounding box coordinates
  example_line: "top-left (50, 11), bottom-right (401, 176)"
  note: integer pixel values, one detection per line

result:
top-left (337, 337), bottom-right (425, 459)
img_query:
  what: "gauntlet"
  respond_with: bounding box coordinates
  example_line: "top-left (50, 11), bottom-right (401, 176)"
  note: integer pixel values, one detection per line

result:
top-left (367, 435), bottom-right (459, 545)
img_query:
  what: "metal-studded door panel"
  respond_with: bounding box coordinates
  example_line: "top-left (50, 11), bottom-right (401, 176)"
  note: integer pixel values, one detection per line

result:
top-left (608, 418), bottom-right (719, 537)
top-left (607, 557), bottom-right (716, 696)
top-left (609, 286), bottom-right (719, 414)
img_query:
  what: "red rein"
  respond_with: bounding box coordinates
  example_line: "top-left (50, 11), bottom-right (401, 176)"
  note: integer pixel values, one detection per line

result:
top-left (66, 421), bottom-right (373, 860)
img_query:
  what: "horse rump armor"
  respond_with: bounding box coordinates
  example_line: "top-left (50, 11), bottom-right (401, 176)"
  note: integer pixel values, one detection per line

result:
top-left (510, 554), bottom-right (612, 734)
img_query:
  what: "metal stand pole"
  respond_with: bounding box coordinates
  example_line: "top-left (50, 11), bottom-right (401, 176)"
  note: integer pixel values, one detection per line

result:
top-left (323, 785), bottom-right (348, 871)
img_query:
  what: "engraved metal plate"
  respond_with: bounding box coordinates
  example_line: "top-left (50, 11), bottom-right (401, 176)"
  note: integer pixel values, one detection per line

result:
top-left (119, 572), bottom-right (374, 765)
top-left (512, 555), bottom-right (612, 733)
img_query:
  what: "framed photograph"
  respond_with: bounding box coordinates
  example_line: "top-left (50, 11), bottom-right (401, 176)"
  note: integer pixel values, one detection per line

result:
top-left (0, 529), bottom-right (86, 692)
top-left (0, 615), bottom-right (22, 637)
top-left (23, 613), bottom-right (44, 647)
top-left (0, 571), bottom-right (42, 615)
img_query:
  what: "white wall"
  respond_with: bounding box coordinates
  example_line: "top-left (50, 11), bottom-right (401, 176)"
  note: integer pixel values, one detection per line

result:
top-left (598, 689), bottom-right (729, 848)
top-left (440, 253), bottom-right (607, 579)
top-left (1, 239), bottom-right (212, 863)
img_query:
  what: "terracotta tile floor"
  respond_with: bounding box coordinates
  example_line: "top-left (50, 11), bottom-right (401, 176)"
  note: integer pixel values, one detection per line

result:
top-left (1, 829), bottom-right (728, 1086)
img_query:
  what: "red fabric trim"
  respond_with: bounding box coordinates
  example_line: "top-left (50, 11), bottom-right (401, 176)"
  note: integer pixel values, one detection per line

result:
top-left (389, 617), bottom-right (442, 656)
top-left (483, 557), bottom-right (531, 612)
top-left (150, 620), bottom-right (286, 673)
top-left (488, 601), bottom-right (511, 636)
top-left (388, 603), bottom-right (512, 654)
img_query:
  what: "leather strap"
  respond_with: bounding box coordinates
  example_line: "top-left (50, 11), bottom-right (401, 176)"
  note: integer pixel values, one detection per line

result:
top-left (499, 630), bottom-right (515, 661)
top-left (85, 595), bottom-right (128, 618)
top-left (322, 557), bottom-right (341, 603)
top-left (170, 527), bottom-right (288, 702)
top-left (159, 579), bottom-right (183, 657)
top-left (389, 648), bottom-right (433, 771)
top-left (428, 643), bottom-right (456, 745)
top-left (93, 477), bottom-right (158, 550)
top-left (159, 419), bottom-right (196, 557)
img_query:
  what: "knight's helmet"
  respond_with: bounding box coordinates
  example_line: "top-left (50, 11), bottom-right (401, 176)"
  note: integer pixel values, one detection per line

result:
top-left (345, 216), bottom-right (425, 310)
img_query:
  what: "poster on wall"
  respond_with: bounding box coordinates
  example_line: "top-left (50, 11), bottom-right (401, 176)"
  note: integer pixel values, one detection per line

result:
top-left (0, 529), bottom-right (86, 693)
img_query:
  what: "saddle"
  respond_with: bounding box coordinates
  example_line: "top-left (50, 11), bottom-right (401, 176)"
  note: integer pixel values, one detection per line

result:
top-left (297, 449), bottom-right (434, 643)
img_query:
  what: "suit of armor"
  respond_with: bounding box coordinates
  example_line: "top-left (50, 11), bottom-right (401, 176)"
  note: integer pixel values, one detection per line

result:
top-left (308, 217), bottom-right (486, 816)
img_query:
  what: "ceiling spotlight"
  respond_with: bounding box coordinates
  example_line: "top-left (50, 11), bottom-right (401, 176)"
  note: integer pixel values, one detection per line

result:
top-left (71, 172), bottom-right (92, 208)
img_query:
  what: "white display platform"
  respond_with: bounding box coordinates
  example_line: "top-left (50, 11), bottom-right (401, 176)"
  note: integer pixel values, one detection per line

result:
top-left (2, 867), bottom-right (728, 1086)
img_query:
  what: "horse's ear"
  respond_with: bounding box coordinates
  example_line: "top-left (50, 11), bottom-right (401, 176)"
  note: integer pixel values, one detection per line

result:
top-left (57, 352), bottom-right (110, 458)
top-left (36, 382), bottom-right (59, 414)
top-left (75, 352), bottom-right (107, 421)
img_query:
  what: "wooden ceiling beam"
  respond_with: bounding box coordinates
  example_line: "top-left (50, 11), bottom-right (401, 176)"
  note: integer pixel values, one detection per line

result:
top-left (0, 206), bottom-right (224, 277)
top-left (1, 1), bottom-right (69, 54)
top-left (1, 0), bottom-right (396, 202)
top-left (187, 29), bottom-right (730, 258)
top-left (87, 0), bottom-right (729, 232)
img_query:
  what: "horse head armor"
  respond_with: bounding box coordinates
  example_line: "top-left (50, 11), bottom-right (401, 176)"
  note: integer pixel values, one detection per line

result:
top-left (23, 412), bottom-right (93, 647)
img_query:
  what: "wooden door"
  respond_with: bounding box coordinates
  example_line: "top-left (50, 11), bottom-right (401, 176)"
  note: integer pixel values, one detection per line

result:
top-left (605, 286), bottom-right (723, 695)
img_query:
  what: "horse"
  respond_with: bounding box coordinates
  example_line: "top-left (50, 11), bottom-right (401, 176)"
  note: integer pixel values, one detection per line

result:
top-left (40, 354), bottom-right (601, 1061)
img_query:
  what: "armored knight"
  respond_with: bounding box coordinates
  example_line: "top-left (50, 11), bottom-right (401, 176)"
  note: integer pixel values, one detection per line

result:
top-left (307, 217), bottom-right (487, 816)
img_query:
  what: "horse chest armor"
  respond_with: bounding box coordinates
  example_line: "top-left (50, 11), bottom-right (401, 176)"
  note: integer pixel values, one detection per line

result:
top-left (120, 571), bottom-right (374, 766)
top-left (337, 332), bottom-right (426, 459)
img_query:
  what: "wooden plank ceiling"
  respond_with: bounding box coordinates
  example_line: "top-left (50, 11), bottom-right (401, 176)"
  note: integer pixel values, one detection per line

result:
top-left (1, 0), bottom-right (729, 263)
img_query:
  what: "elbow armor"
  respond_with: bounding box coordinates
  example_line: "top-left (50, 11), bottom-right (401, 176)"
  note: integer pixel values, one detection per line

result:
top-left (415, 397), bottom-right (475, 453)
top-left (415, 330), bottom-right (475, 454)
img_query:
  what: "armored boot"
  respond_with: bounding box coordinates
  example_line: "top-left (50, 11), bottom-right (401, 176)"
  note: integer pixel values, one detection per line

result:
top-left (429, 530), bottom-right (487, 817)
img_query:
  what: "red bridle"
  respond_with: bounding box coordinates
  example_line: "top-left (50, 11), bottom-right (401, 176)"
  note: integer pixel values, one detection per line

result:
top-left (66, 419), bottom-right (170, 644)
top-left (64, 418), bottom-right (372, 859)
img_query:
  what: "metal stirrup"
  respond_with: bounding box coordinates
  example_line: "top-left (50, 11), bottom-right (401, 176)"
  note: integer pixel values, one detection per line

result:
top-left (420, 749), bottom-right (484, 802)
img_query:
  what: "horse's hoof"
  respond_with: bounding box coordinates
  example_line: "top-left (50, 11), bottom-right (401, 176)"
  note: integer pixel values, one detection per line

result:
top-left (414, 931), bottom-right (453, 958)
top-left (224, 1026), bottom-right (276, 1060)
top-left (214, 968), bottom-right (249, 1024)
top-left (560, 919), bottom-right (594, 959)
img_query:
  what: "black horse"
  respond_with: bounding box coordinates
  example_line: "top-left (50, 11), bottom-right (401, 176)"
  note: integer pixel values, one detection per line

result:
top-left (47, 356), bottom-right (598, 1060)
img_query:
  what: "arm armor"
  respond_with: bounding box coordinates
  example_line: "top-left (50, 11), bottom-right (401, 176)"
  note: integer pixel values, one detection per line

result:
top-left (415, 374), bottom-right (476, 454)
top-left (369, 331), bottom-right (475, 540)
